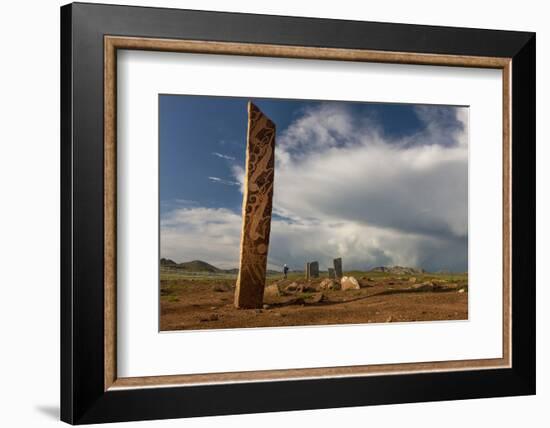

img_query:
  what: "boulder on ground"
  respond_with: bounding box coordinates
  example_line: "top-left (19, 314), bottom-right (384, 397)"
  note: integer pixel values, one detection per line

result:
top-left (319, 278), bottom-right (340, 290)
top-left (341, 276), bottom-right (360, 291)
top-left (358, 278), bottom-right (373, 288)
top-left (305, 292), bottom-right (325, 304)
top-left (411, 282), bottom-right (434, 292)
top-left (408, 277), bottom-right (417, 283)
top-left (264, 283), bottom-right (280, 297)
top-left (433, 283), bottom-right (459, 292)
top-left (283, 282), bottom-right (300, 293)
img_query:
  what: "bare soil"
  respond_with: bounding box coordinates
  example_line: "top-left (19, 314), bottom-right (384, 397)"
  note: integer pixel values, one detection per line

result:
top-left (160, 273), bottom-right (468, 331)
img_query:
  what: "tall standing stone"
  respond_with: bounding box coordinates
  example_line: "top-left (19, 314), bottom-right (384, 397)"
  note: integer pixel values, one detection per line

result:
top-left (305, 262), bottom-right (311, 281)
top-left (328, 268), bottom-right (335, 279)
top-left (234, 102), bottom-right (276, 309)
top-left (333, 258), bottom-right (343, 279)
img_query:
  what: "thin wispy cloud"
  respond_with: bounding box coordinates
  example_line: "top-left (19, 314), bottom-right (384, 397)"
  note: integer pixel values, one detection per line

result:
top-left (212, 152), bottom-right (236, 161)
top-left (208, 176), bottom-right (240, 186)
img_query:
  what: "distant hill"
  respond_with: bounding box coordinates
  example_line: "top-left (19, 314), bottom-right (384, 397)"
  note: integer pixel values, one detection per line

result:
top-left (176, 260), bottom-right (221, 273)
top-left (160, 259), bottom-right (285, 275)
top-left (370, 266), bottom-right (425, 275)
top-left (160, 259), bottom-right (221, 272)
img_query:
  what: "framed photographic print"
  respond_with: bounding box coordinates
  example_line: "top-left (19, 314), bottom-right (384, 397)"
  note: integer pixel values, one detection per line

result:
top-left (60, 2), bottom-right (535, 424)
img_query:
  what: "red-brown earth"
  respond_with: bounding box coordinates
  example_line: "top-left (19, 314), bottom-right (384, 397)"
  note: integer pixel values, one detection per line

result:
top-left (160, 271), bottom-right (468, 331)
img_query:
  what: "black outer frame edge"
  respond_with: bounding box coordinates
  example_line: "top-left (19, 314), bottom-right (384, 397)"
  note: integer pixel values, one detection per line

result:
top-left (70, 1), bottom-right (533, 57)
top-left (60, 4), bottom-right (74, 425)
top-left (510, 34), bottom-right (536, 392)
top-left (60, 2), bottom-right (536, 424)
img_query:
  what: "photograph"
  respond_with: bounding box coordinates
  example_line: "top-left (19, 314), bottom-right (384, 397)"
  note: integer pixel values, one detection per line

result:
top-left (159, 95), bottom-right (469, 331)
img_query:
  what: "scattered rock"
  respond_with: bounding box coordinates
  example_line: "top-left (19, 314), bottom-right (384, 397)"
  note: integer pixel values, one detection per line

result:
top-left (433, 283), bottom-right (460, 292)
top-left (264, 284), bottom-right (280, 297)
top-left (411, 282), bottom-right (434, 292)
top-left (371, 266), bottom-right (425, 275)
top-left (319, 278), bottom-right (340, 290)
top-left (408, 277), bottom-right (417, 283)
top-left (200, 314), bottom-right (219, 322)
top-left (386, 316), bottom-right (393, 322)
top-left (358, 278), bottom-right (373, 288)
top-left (458, 288), bottom-right (465, 293)
top-left (287, 297), bottom-right (306, 306)
top-left (341, 276), bottom-right (360, 291)
top-left (283, 282), bottom-right (300, 293)
top-left (263, 304), bottom-right (272, 310)
top-left (305, 292), bottom-right (325, 304)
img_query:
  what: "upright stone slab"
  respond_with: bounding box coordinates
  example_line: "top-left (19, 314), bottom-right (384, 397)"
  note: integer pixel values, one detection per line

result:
top-left (234, 102), bottom-right (276, 309)
top-left (333, 258), bottom-right (343, 279)
top-left (305, 262), bottom-right (311, 281)
top-left (328, 268), bottom-right (335, 279)
top-left (310, 261), bottom-right (319, 278)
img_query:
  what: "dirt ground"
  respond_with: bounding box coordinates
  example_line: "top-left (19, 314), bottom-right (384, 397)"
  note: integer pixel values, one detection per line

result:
top-left (160, 272), bottom-right (468, 331)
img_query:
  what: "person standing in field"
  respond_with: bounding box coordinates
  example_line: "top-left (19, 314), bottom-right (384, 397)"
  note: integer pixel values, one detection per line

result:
top-left (283, 264), bottom-right (289, 279)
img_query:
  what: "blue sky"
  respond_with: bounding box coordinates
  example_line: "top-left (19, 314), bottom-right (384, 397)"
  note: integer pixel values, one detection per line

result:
top-left (160, 95), bottom-right (468, 272)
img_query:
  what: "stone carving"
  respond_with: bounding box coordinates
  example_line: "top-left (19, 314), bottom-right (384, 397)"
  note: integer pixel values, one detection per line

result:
top-left (333, 257), bottom-right (343, 279)
top-left (328, 268), bottom-right (335, 279)
top-left (234, 102), bottom-right (276, 309)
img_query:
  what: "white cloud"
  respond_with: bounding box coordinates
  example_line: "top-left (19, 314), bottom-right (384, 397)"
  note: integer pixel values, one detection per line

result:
top-left (271, 103), bottom-right (468, 271)
top-left (208, 176), bottom-right (240, 186)
top-left (160, 206), bottom-right (466, 272)
top-left (212, 152), bottom-right (236, 161)
top-left (161, 207), bottom-right (242, 269)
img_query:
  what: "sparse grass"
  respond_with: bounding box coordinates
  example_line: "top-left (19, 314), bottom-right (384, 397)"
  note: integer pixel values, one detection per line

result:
top-left (161, 267), bottom-right (467, 285)
top-left (160, 268), bottom-right (237, 281)
top-left (298, 292), bottom-right (315, 299)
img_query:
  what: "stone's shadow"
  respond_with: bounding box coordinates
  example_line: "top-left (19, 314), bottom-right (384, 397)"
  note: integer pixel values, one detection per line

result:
top-left (376, 287), bottom-right (462, 297)
top-left (35, 405), bottom-right (59, 420)
top-left (266, 291), bottom-right (377, 308)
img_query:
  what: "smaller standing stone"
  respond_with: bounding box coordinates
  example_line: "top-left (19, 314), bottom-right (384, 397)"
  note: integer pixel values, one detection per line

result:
top-left (305, 262), bottom-right (311, 280)
top-left (309, 261), bottom-right (319, 278)
top-left (333, 257), bottom-right (343, 279)
top-left (328, 268), bottom-right (335, 279)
